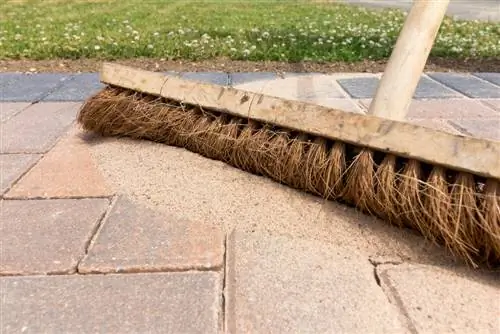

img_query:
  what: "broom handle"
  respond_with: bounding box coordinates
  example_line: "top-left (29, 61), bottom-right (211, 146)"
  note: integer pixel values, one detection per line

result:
top-left (367, 0), bottom-right (450, 121)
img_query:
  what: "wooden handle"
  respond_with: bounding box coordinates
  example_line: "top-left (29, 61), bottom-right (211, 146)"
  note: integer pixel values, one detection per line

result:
top-left (367, 0), bottom-right (450, 121)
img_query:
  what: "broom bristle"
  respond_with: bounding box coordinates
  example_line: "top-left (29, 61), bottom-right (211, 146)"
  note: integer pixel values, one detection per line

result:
top-left (77, 86), bottom-right (500, 267)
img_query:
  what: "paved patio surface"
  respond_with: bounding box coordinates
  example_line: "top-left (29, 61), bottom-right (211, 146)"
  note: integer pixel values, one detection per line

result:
top-left (1, 70), bottom-right (499, 333)
top-left (342, 0), bottom-right (500, 22)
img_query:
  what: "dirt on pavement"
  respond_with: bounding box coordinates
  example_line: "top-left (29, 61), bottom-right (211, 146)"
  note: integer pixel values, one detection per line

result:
top-left (1, 56), bottom-right (499, 73)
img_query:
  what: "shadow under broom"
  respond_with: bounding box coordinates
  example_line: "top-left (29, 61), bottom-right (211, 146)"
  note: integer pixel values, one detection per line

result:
top-left (76, 1), bottom-right (499, 268)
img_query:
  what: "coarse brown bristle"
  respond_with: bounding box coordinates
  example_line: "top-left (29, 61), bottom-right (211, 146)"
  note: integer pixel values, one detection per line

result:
top-left (77, 86), bottom-right (500, 268)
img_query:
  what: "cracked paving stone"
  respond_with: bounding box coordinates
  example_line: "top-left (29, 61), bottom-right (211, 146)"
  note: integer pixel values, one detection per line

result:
top-left (0, 198), bottom-right (109, 275)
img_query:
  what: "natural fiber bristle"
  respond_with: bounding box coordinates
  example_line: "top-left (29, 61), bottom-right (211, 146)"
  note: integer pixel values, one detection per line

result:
top-left (77, 86), bottom-right (500, 267)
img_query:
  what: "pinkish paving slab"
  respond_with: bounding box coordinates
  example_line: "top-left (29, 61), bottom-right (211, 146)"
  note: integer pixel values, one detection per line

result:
top-left (0, 198), bottom-right (109, 275)
top-left (0, 102), bottom-right (79, 153)
top-left (1, 272), bottom-right (222, 333)
top-left (5, 125), bottom-right (113, 199)
top-left (449, 119), bottom-right (500, 141)
top-left (79, 195), bottom-right (224, 273)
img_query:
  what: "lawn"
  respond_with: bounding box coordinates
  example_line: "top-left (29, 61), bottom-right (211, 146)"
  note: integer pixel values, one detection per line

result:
top-left (0, 0), bottom-right (499, 62)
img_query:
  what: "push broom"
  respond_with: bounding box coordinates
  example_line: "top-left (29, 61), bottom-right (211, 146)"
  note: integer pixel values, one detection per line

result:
top-left (77, 0), bottom-right (499, 267)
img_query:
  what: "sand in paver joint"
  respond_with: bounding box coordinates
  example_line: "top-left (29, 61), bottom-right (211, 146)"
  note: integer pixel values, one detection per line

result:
top-left (1, 71), bottom-right (499, 333)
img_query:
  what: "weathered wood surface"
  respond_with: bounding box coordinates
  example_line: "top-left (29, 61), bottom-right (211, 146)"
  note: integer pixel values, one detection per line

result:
top-left (367, 0), bottom-right (450, 121)
top-left (99, 63), bottom-right (500, 180)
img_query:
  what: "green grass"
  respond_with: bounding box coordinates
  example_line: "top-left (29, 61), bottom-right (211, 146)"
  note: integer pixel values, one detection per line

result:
top-left (0, 0), bottom-right (498, 62)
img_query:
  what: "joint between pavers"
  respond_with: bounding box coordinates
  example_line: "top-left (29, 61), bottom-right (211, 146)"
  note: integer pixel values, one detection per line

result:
top-left (0, 153), bottom-right (43, 197)
top-left (470, 73), bottom-right (500, 89)
top-left (420, 73), bottom-right (471, 100)
top-left (37, 74), bottom-right (77, 103)
top-left (372, 263), bottom-right (419, 334)
top-left (2, 194), bottom-right (114, 201)
top-left (76, 195), bottom-right (117, 274)
top-left (77, 265), bottom-right (224, 276)
top-left (219, 232), bottom-right (229, 334)
top-left (446, 120), bottom-right (474, 137)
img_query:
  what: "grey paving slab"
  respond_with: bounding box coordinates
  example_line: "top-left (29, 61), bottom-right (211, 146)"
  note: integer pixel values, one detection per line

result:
top-left (0, 102), bottom-right (79, 153)
top-left (180, 71), bottom-right (229, 86)
top-left (229, 72), bottom-right (279, 85)
top-left (79, 195), bottom-right (224, 273)
top-left (0, 73), bottom-right (73, 102)
top-left (428, 72), bottom-right (500, 98)
top-left (342, 0), bottom-right (500, 22)
top-left (0, 102), bottom-right (31, 122)
top-left (449, 118), bottom-right (500, 141)
top-left (43, 73), bottom-right (104, 101)
top-left (1, 272), bottom-right (222, 334)
top-left (225, 229), bottom-right (406, 333)
top-left (378, 263), bottom-right (500, 333)
top-left (0, 154), bottom-right (41, 195)
top-left (0, 198), bottom-right (109, 275)
top-left (474, 72), bottom-right (500, 87)
top-left (336, 77), bottom-right (379, 98)
top-left (414, 76), bottom-right (463, 99)
top-left (337, 76), bottom-right (462, 99)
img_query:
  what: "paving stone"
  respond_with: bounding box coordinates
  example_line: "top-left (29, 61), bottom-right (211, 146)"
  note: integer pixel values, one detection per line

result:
top-left (1, 271), bottom-right (221, 334)
top-left (0, 154), bottom-right (41, 195)
top-left (378, 264), bottom-right (500, 333)
top-left (43, 73), bottom-right (104, 101)
top-left (180, 72), bottom-right (229, 86)
top-left (0, 198), bottom-right (109, 275)
top-left (294, 74), bottom-right (347, 99)
top-left (5, 126), bottom-right (113, 199)
top-left (358, 99), bottom-right (499, 119)
top-left (230, 72), bottom-right (279, 85)
top-left (0, 73), bottom-right (73, 102)
top-left (225, 229), bottom-right (406, 333)
top-left (79, 195), bottom-right (224, 273)
top-left (405, 119), bottom-right (462, 135)
top-left (233, 73), bottom-right (347, 103)
top-left (0, 102), bottom-right (31, 122)
top-left (473, 72), bottom-right (500, 86)
top-left (315, 98), bottom-right (364, 113)
top-left (337, 76), bottom-right (461, 99)
top-left (0, 102), bottom-right (79, 153)
top-left (414, 76), bottom-right (462, 99)
top-left (428, 72), bottom-right (500, 98)
top-left (337, 77), bottom-right (380, 98)
top-left (449, 118), bottom-right (500, 141)
top-left (480, 99), bottom-right (500, 112)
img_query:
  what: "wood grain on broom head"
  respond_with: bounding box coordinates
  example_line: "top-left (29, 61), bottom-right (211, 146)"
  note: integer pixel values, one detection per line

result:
top-left (77, 86), bottom-right (500, 268)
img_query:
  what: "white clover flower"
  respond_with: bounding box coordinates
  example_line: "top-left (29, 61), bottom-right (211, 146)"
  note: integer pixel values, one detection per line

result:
top-left (94, 45), bottom-right (100, 50)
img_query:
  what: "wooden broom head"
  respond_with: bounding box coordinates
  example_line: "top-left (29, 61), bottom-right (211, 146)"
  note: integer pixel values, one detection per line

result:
top-left (77, 64), bottom-right (500, 268)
